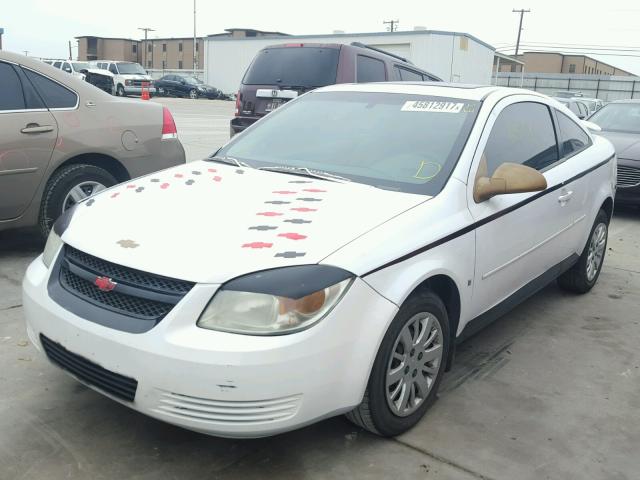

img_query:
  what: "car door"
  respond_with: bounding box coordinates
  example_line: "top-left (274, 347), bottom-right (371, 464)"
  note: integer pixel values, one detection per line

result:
top-left (0, 61), bottom-right (58, 220)
top-left (467, 98), bottom-right (578, 318)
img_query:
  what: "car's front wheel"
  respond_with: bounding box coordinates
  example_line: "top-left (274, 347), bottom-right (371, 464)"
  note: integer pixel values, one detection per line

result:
top-left (189, 89), bottom-right (198, 99)
top-left (116, 84), bottom-right (125, 96)
top-left (346, 290), bottom-right (449, 436)
top-left (38, 164), bottom-right (117, 237)
top-left (558, 209), bottom-right (609, 293)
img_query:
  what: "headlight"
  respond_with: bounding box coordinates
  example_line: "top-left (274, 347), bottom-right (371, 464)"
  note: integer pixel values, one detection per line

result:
top-left (197, 265), bottom-right (354, 335)
top-left (42, 230), bottom-right (63, 268)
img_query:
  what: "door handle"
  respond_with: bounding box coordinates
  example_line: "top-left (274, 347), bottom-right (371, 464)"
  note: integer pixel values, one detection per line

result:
top-left (20, 124), bottom-right (55, 134)
top-left (558, 191), bottom-right (573, 204)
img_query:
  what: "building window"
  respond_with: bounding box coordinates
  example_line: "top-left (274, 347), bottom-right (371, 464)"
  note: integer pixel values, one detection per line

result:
top-left (147, 44), bottom-right (152, 53)
top-left (147, 60), bottom-right (152, 68)
top-left (195, 42), bottom-right (199, 52)
top-left (178, 60), bottom-right (183, 69)
top-left (179, 42), bottom-right (183, 52)
top-left (132, 43), bottom-right (137, 54)
top-left (569, 64), bottom-right (576, 73)
top-left (459, 36), bottom-right (468, 51)
top-left (162, 43), bottom-right (167, 53)
top-left (510, 64), bottom-right (517, 72)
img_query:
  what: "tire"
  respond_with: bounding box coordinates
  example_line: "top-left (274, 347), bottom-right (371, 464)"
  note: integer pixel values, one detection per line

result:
top-left (346, 290), bottom-right (450, 436)
top-left (116, 84), bottom-right (125, 97)
top-left (558, 209), bottom-right (609, 294)
top-left (38, 164), bottom-right (117, 238)
top-left (189, 89), bottom-right (198, 99)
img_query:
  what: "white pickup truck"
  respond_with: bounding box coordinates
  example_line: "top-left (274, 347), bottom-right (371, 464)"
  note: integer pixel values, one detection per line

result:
top-left (91, 60), bottom-right (156, 97)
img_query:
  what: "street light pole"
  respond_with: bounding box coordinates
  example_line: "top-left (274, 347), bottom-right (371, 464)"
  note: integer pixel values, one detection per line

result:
top-left (193, 0), bottom-right (197, 73)
top-left (138, 27), bottom-right (155, 67)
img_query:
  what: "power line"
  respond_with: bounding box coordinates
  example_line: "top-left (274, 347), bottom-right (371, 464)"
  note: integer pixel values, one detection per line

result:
top-left (497, 44), bottom-right (640, 53)
top-left (383, 20), bottom-right (399, 32)
top-left (512, 8), bottom-right (531, 56)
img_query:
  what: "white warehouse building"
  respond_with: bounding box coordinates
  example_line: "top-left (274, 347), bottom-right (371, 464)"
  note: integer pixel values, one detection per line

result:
top-left (204, 29), bottom-right (496, 93)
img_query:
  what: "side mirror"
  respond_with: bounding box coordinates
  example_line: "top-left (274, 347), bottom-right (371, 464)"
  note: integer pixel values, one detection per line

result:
top-left (474, 163), bottom-right (547, 203)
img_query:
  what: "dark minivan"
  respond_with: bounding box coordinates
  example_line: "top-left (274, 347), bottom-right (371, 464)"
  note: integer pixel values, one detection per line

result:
top-left (230, 42), bottom-right (441, 136)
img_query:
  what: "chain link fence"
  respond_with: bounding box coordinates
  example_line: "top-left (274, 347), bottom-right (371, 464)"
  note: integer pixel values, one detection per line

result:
top-left (493, 72), bottom-right (640, 101)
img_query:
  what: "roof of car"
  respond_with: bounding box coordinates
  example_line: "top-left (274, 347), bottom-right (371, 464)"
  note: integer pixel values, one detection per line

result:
top-left (317, 82), bottom-right (538, 101)
top-left (609, 99), bottom-right (640, 104)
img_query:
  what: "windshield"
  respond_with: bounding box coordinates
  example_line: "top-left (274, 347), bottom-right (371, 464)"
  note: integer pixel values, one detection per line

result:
top-left (243, 47), bottom-right (339, 87)
top-left (72, 62), bottom-right (90, 71)
top-left (117, 63), bottom-right (147, 75)
top-left (589, 103), bottom-right (640, 134)
top-left (184, 76), bottom-right (201, 85)
top-left (217, 91), bottom-right (480, 195)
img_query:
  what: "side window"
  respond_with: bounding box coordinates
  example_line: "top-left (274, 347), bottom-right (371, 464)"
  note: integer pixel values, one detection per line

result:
top-left (356, 55), bottom-right (386, 83)
top-left (393, 66), bottom-right (403, 81)
top-left (0, 62), bottom-right (26, 111)
top-left (483, 102), bottom-right (559, 175)
top-left (398, 67), bottom-right (424, 81)
top-left (23, 69), bottom-right (77, 109)
top-left (108, 64), bottom-right (118, 74)
top-left (567, 102), bottom-right (580, 116)
top-left (53, 61), bottom-right (62, 69)
top-left (556, 111), bottom-right (591, 157)
top-left (62, 62), bottom-right (72, 73)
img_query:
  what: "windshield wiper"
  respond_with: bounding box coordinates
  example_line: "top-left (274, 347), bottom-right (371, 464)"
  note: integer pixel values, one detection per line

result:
top-left (258, 165), bottom-right (351, 183)
top-left (207, 155), bottom-right (251, 168)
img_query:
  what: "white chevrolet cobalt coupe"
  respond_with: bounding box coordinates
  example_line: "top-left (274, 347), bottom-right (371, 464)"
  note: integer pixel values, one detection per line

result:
top-left (23, 83), bottom-right (616, 438)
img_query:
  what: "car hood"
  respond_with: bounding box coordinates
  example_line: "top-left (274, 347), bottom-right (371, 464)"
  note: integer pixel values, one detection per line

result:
top-left (60, 161), bottom-right (428, 284)
top-left (598, 131), bottom-right (640, 160)
top-left (120, 74), bottom-right (152, 80)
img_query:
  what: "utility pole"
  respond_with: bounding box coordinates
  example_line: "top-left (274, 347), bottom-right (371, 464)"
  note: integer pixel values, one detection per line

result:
top-left (138, 27), bottom-right (155, 67)
top-left (68, 40), bottom-right (73, 60)
top-left (512, 8), bottom-right (530, 56)
top-left (23, 50), bottom-right (29, 56)
top-left (0, 28), bottom-right (4, 50)
top-left (193, 0), bottom-right (197, 73)
top-left (383, 20), bottom-right (399, 32)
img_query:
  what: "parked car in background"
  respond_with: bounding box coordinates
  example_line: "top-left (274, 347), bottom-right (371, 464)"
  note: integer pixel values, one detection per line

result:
top-left (155, 75), bottom-right (221, 99)
top-left (589, 99), bottom-right (640, 204)
top-left (92, 60), bottom-right (156, 97)
top-left (24, 83), bottom-right (614, 439)
top-left (0, 51), bottom-right (185, 236)
top-left (50, 59), bottom-right (91, 80)
top-left (555, 90), bottom-right (584, 98)
top-left (230, 42), bottom-right (442, 136)
top-left (554, 97), bottom-right (590, 119)
top-left (81, 68), bottom-right (115, 95)
top-left (579, 97), bottom-right (605, 116)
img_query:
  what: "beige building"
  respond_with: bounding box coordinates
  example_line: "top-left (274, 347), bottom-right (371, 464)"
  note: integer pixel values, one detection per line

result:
top-left (76, 29), bottom-right (288, 70)
top-left (496, 51), bottom-right (633, 76)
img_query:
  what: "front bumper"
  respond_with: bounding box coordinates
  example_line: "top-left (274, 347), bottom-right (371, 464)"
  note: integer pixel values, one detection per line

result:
top-left (22, 255), bottom-right (397, 438)
top-left (124, 86), bottom-right (157, 96)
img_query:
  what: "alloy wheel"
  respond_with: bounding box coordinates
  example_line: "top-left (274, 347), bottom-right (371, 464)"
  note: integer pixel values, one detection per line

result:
top-left (62, 181), bottom-right (107, 213)
top-left (586, 222), bottom-right (607, 281)
top-left (385, 312), bottom-right (444, 417)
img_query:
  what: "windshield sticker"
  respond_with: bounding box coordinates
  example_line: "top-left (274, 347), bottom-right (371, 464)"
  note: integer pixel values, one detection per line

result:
top-left (402, 101), bottom-right (465, 113)
top-left (413, 161), bottom-right (442, 180)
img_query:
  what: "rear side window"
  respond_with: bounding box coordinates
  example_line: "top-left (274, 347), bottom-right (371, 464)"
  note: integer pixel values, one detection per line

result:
top-left (53, 61), bottom-right (62, 68)
top-left (23, 69), bottom-right (77, 109)
top-left (397, 67), bottom-right (424, 81)
top-left (243, 47), bottom-right (339, 88)
top-left (356, 55), bottom-right (386, 83)
top-left (483, 102), bottom-right (559, 174)
top-left (109, 64), bottom-right (118, 74)
top-left (556, 111), bottom-right (591, 157)
top-left (0, 62), bottom-right (26, 110)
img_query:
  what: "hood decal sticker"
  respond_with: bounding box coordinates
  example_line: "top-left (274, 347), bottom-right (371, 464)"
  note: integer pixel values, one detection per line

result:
top-left (275, 251), bottom-right (306, 258)
top-left (278, 233), bottom-right (307, 240)
top-left (291, 207), bottom-right (317, 212)
top-left (242, 242), bottom-right (273, 249)
top-left (249, 226), bottom-right (278, 231)
top-left (117, 239), bottom-right (140, 249)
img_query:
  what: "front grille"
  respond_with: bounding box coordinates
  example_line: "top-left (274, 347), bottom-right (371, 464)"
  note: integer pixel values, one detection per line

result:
top-left (617, 165), bottom-right (640, 187)
top-left (57, 246), bottom-right (194, 329)
top-left (153, 392), bottom-right (302, 425)
top-left (40, 334), bottom-right (138, 402)
top-left (65, 246), bottom-right (192, 295)
top-left (60, 264), bottom-right (173, 320)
